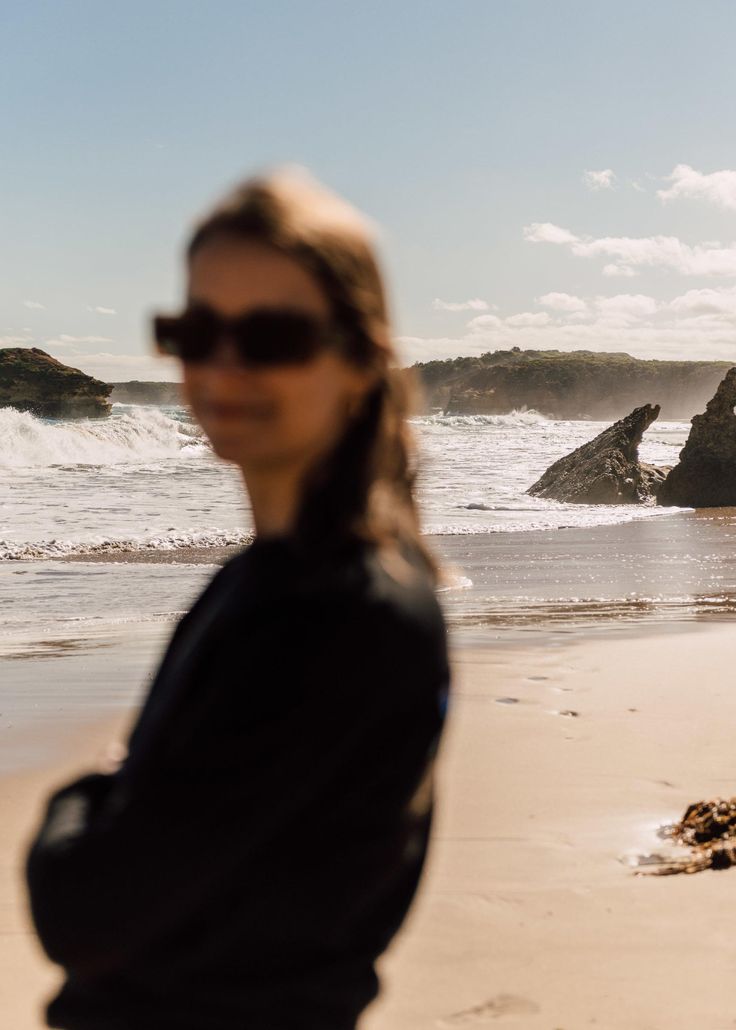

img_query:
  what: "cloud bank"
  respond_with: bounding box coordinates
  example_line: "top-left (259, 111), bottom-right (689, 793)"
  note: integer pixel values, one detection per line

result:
top-left (396, 283), bottom-right (736, 367)
top-left (523, 222), bottom-right (736, 277)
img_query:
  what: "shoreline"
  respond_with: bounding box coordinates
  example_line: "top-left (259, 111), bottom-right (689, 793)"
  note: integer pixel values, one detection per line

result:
top-left (6, 622), bottom-right (736, 1028)
top-left (24, 510), bottom-right (736, 646)
top-left (53, 544), bottom-right (243, 565)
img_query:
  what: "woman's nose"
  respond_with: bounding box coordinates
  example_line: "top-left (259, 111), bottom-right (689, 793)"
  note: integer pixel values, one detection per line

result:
top-left (208, 334), bottom-right (243, 368)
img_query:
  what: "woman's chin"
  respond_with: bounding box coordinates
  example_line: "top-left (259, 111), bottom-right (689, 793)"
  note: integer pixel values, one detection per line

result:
top-left (207, 433), bottom-right (281, 467)
top-left (209, 437), bottom-right (257, 463)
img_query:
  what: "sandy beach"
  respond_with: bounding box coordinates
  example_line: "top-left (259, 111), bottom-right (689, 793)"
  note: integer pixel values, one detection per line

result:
top-left (365, 623), bottom-right (736, 1029)
top-left (4, 619), bottom-right (736, 1028)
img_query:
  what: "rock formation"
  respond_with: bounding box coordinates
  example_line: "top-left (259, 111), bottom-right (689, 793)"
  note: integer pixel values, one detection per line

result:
top-left (527, 404), bottom-right (670, 504)
top-left (658, 367), bottom-right (736, 507)
top-left (413, 349), bottom-right (733, 420)
top-left (0, 348), bottom-right (111, 418)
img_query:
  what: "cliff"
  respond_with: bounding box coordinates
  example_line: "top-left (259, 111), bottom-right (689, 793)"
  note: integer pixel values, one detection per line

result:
top-left (413, 349), bottom-right (734, 420)
top-left (109, 381), bottom-right (183, 405)
top-left (0, 348), bottom-right (111, 418)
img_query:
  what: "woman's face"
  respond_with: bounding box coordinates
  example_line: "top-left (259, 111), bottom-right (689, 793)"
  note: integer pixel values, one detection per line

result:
top-left (182, 235), bottom-right (375, 474)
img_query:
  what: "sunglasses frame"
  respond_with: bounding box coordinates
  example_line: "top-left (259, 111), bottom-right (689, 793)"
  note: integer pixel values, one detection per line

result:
top-left (152, 303), bottom-right (349, 367)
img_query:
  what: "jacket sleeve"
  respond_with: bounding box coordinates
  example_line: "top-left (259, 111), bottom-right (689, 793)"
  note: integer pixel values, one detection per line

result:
top-left (25, 592), bottom-right (448, 976)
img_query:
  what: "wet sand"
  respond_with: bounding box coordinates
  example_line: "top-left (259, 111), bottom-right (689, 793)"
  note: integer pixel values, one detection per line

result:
top-left (58, 544), bottom-right (245, 565)
top-left (5, 621), bottom-right (736, 1027)
top-left (50, 510), bottom-right (736, 635)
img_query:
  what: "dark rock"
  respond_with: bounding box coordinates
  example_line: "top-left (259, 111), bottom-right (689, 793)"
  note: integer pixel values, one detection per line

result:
top-left (659, 367), bottom-right (736, 507)
top-left (527, 404), bottom-right (670, 504)
top-left (0, 348), bottom-right (111, 418)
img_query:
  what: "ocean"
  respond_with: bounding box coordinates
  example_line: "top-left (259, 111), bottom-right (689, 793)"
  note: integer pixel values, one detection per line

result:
top-left (0, 400), bottom-right (720, 646)
top-left (4, 399), bottom-right (736, 769)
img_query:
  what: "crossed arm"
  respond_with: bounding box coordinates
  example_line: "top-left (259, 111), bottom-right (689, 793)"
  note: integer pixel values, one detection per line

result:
top-left (25, 595), bottom-right (442, 977)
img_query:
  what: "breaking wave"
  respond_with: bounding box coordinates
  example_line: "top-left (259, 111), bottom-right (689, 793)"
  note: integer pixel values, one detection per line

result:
top-left (0, 527), bottom-right (254, 561)
top-left (0, 406), bottom-right (208, 468)
top-left (410, 409), bottom-right (548, 428)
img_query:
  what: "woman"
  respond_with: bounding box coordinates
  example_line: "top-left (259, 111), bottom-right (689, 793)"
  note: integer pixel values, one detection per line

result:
top-left (26, 165), bottom-right (452, 1030)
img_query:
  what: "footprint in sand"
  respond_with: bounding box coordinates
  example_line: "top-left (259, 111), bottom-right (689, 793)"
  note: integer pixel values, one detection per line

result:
top-left (438, 993), bottom-right (540, 1025)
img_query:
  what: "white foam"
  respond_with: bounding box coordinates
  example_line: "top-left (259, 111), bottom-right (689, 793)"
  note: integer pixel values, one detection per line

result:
top-left (0, 406), bottom-right (208, 468)
top-left (425, 506), bottom-right (687, 536)
top-left (410, 408), bottom-right (548, 428)
top-left (0, 528), bottom-right (254, 561)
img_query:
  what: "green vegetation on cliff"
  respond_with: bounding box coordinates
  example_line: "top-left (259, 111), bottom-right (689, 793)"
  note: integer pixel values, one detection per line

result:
top-left (0, 348), bottom-right (111, 418)
top-left (412, 349), bottom-right (734, 420)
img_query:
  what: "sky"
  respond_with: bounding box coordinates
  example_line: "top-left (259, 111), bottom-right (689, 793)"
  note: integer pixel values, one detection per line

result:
top-left (4, 0), bottom-right (736, 381)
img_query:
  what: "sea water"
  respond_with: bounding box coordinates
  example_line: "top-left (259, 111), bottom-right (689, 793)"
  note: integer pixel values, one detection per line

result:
top-left (0, 402), bottom-right (694, 640)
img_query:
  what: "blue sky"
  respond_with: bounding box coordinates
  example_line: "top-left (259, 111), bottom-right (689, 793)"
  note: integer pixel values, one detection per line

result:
top-left (4, 0), bottom-right (736, 380)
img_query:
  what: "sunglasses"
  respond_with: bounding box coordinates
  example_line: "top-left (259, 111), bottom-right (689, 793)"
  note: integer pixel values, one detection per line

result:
top-left (152, 304), bottom-right (347, 367)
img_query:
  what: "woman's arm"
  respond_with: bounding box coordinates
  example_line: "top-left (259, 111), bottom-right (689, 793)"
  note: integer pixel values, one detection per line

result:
top-left (26, 592), bottom-right (449, 976)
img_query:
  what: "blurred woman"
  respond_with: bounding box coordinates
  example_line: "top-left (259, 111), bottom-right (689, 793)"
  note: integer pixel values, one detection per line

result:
top-left (26, 165), bottom-right (452, 1030)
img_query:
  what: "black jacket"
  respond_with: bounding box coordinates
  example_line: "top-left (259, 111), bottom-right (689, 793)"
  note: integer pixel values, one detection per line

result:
top-left (26, 533), bottom-right (451, 1030)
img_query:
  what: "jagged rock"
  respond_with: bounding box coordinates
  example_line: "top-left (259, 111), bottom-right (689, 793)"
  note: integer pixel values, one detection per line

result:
top-left (659, 367), bottom-right (736, 507)
top-left (527, 404), bottom-right (670, 504)
top-left (0, 348), bottom-right (111, 418)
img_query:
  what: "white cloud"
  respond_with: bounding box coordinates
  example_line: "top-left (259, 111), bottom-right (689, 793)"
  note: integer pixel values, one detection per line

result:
top-left (595, 293), bottom-right (659, 323)
top-left (23, 300), bottom-right (45, 310)
top-left (583, 168), bottom-right (616, 191)
top-left (537, 292), bottom-right (588, 313)
top-left (668, 286), bottom-right (736, 317)
top-left (657, 163), bottom-right (736, 211)
top-left (86, 305), bottom-right (117, 315)
top-left (395, 285), bottom-right (736, 365)
top-left (431, 298), bottom-right (490, 312)
top-left (523, 222), bottom-right (579, 245)
top-left (465, 314), bottom-right (503, 330)
top-left (524, 222), bottom-right (736, 277)
top-left (629, 179), bottom-right (646, 193)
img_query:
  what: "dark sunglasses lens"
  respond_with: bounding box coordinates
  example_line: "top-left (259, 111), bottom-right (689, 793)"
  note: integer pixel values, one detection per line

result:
top-left (154, 308), bottom-right (339, 365)
top-left (154, 310), bottom-right (217, 362)
top-left (237, 311), bottom-right (324, 365)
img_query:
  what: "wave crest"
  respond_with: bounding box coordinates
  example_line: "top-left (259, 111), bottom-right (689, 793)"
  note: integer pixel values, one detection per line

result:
top-left (0, 528), bottom-right (253, 561)
top-left (0, 406), bottom-right (207, 468)
top-left (410, 409), bottom-right (548, 428)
